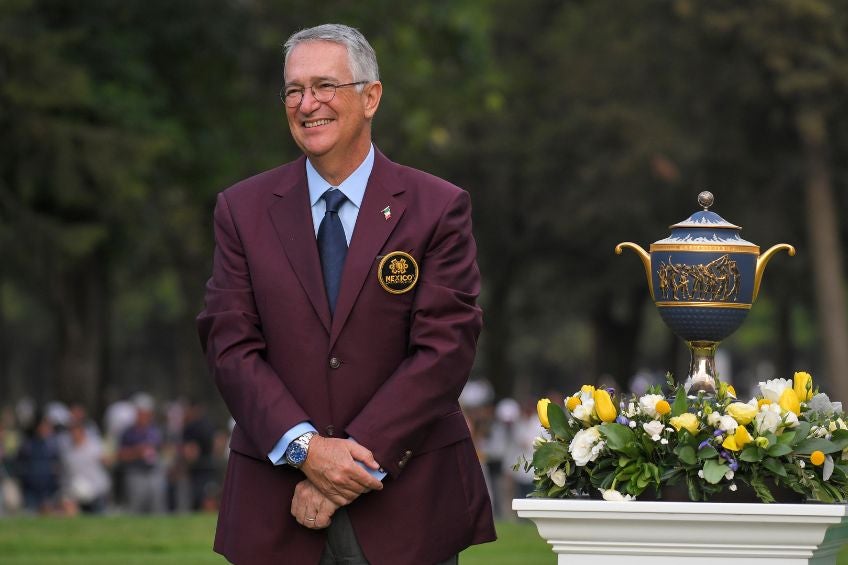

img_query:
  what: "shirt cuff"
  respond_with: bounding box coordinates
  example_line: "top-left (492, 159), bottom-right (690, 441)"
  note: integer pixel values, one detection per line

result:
top-left (348, 436), bottom-right (387, 481)
top-left (268, 422), bottom-right (318, 466)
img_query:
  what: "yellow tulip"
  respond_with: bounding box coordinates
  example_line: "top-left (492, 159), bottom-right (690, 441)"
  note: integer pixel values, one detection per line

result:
top-left (721, 436), bottom-right (739, 451)
top-left (794, 371), bottom-right (813, 402)
top-left (537, 398), bottom-right (551, 428)
top-left (593, 389), bottom-right (617, 423)
top-left (779, 388), bottom-right (801, 416)
top-left (726, 402), bottom-right (757, 425)
top-left (735, 425), bottom-right (753, 449)
top-left (566, 396), bottom-right (581, 411)
top-left (811, 450), bottom-right (825, 466)
top-left (655, 399), bottom-right (671, 416)
top-left (727, 385), bottom-right (737, 398)
top-left (722, 426), bottom-right (753, 452)
top-left (669, 413), bottom-right (699, 435)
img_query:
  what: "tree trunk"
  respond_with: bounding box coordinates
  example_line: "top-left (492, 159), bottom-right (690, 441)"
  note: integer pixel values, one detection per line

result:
top-left (797, 107), bottom-right (848, 402)
top-left (480, 270), bottom-right (515, 400)
top-left (590, 289), bottom-right (644, 392)
top-left (53, 254), bottom-right (108, 414)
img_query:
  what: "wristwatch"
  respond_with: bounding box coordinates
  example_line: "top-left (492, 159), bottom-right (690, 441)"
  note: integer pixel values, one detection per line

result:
top-left (284, 431), bottom-right (317, 468)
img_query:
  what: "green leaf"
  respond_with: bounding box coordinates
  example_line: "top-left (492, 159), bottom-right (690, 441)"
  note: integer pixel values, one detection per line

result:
top-left (600, 423), bottom-right (636, 453)
top-left (677, 445), bottom-right (697, 465)
top-left (547, 403), bottom-right (570, 439)
top-left (791, 422), bottom-right (812, 445)
top-left (763, 457), bottom-right (788, 477)
top-left (531, 441), bottom-right (569, 471)
top-left (777, 430), bottom-right (796, 445)
top-left (830, 429), bottom-right (848, 451)
top-left (795, 438), bottom-right (840, 455)
top-left (766, 443), bottom-right (793, 457)
top-left (697, 445), bottom-right (719, 460)
top-left (739, 446), bottom-right (765, 462)
top-left (702, 459), bottom-right (729, 484)
top-left (671, 388), bottom-right (687, 417)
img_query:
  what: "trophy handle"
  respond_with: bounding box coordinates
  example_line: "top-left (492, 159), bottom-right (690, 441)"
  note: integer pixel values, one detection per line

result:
top-left (753, 243), bottom-right (796, 302)
top-left (615, 242), bottom-right (654, 300)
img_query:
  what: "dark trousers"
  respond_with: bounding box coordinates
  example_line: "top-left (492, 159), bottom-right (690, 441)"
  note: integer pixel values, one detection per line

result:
top-left (319, 508), bottom-right (459, 565)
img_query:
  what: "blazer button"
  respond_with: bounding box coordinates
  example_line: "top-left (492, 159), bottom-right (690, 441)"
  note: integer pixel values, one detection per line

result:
top-left (329, 356), bottom-right (341, 369)
top-left (398, 450), bottom-right (413, 469)
top-left (326, 425), bottom-right (335, 437)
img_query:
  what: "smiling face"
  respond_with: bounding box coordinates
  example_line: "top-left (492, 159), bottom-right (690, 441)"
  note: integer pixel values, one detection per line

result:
top-left (284, 41), bottom-right (382, 183)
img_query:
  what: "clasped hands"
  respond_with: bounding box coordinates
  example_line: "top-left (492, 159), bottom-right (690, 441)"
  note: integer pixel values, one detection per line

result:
top-left (291, 436), bottom-right (383, 529)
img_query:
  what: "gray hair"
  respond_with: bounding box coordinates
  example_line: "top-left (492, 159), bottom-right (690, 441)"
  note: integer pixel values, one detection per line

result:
top-left (284, 24), bottom-right (379, 84)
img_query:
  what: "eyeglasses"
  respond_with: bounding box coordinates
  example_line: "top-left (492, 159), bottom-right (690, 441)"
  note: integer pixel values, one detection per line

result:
top-left (280, 81), bottom-right (368, 108)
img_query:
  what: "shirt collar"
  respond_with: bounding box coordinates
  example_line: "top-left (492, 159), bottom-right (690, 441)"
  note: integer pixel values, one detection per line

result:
top-left (306, 144), bottom-right (374, 209)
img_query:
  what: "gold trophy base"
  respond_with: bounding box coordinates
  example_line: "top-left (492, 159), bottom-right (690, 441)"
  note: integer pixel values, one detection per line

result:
top-left (685, 341), bottom-right (719, 395)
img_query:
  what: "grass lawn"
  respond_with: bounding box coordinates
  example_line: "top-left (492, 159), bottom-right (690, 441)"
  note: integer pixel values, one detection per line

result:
top-left (0, 514), bottom-right (845, 564)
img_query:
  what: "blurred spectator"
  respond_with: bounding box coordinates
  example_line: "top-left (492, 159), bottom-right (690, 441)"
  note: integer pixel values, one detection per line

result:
top-left (103, 394), bottom-right (136, 507)
top-left (15, 411), bottom-right (61, 513)
top-left (0, 407), bottom-right (23, 514)
top-left (181, 399), bottom-right (218, 511)
top-left (118, 393), bottom-right (166, 513)
top-left (484, 398), bottom-right (520, 519)
top-left (60, 422), bottom-right (111, 514)
top-left (500, 397), bottom-right (543, 511)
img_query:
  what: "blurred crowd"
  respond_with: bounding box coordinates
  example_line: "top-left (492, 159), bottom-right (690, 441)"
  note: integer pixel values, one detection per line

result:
top-left (0, 394), bottom-right (229, 517)
top-left (460, 379), bottom-right (552, 520)
top-left (2, 381), bottom-right (564, 521)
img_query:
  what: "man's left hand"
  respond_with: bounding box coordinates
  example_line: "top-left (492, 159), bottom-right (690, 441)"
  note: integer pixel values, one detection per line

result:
top-left (291, 479), bottom-right (338, 529)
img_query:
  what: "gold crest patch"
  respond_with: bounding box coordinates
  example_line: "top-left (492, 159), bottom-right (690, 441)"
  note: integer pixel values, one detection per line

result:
top-left (378, 251), bottom-right (419, 294)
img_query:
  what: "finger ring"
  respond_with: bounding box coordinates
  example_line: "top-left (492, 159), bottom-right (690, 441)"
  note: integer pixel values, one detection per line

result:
top-left (306, 516), bottom-right (316, 521)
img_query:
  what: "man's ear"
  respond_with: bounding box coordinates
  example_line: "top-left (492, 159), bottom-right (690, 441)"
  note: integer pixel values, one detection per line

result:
top-left (363, 81), bottom-right (382, 119)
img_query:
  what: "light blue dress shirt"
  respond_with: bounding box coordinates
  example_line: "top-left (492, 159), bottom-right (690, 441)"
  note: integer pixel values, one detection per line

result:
top-left (268, 145), bottom-right (385, 480)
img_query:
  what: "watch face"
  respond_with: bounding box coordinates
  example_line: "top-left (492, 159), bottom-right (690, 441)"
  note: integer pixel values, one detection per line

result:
top-left (287, 443), bottom-right (308, 466)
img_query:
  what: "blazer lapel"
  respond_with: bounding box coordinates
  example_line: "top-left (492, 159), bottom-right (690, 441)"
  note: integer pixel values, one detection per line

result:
top-left (330, 153), bottom-right (406, 347)
top-left (268, 159), bottom-right (332, 334)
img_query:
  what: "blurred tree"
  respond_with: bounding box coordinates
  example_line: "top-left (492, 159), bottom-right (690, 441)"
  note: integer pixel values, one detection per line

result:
top-left (0, 0), bottom-right (258, 412)
top-left (1, 0), bottom-right (846, 413)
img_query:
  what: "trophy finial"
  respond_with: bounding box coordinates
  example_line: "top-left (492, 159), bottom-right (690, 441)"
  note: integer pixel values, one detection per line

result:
top-left (697, 191), bottom-right (714, 211)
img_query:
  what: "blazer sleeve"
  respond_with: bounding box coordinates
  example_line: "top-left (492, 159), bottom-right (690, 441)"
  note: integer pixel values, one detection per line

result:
top-left (196, 192), bottom-right (311, 455)
top-left (345, 188), bottom-right (483, 478)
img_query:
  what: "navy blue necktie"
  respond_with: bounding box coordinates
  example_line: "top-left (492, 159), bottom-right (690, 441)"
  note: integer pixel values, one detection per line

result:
top-left (318, 189), bottom-right (348, 316)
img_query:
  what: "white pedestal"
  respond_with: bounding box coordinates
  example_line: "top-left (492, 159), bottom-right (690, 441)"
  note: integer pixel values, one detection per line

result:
top-left (513, 498), bottom-right (848, 564)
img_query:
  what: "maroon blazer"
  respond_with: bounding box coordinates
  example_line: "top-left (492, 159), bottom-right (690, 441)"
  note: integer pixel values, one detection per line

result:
top-left (197, 149), bottom-right (495, 565)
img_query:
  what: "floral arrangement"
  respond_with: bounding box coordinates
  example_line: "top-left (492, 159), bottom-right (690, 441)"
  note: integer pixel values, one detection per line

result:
top-left (522, 372), bottom-right (848, 503)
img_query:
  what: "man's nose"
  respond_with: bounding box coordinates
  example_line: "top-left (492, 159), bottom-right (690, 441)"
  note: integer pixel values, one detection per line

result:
top-left (299, 87), bottom-right (322, 112)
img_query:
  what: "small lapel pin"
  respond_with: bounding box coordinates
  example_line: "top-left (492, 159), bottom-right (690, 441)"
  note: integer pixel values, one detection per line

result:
top-left (381, 205), bottom-right (392, 221)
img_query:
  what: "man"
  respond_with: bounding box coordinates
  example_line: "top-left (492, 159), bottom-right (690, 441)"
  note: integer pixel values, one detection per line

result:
top-left (197, 23), bottom-right (495, 565)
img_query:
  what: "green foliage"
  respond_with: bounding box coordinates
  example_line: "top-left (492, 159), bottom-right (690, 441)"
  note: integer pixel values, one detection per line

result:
top-left (526, 374), bottom-right (848, 502)
top-left (2, 0), bottom-right (848, 406)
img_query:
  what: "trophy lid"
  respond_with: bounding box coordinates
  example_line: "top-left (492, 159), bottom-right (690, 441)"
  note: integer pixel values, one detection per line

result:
top-left (653, 191), bottom-right (757, 247)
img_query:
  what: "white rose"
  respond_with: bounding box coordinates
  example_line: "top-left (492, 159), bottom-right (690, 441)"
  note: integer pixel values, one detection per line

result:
top-left (707, 412), bottom-right (722, 427)
top-left (572, 400), bottom-right (595, 424)
top-left (549, 468), bottom-right (566, 487)
top-left (754, 403), bottom-right (782, 434)
top-left (718, 414), bottom-right (738, 433)
top-left (643, 420), bottom-right (664, 440)
top-left (758, 378), bottom-right (793, 402)
top-left (569, 426), bottom-right (603, 466)
top-left (600, 488), bottom-right (634, 501)
top-left (639, 394), bottom-right (665, 419)
top-left (783, 410), bottom-right (799, 428)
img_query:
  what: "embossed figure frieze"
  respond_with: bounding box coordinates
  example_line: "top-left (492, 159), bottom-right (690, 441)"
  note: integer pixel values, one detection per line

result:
top-left (657, 254), bottom-right (741, 302)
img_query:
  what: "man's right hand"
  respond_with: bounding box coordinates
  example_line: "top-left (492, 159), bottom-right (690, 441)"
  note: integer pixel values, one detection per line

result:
top-left (301, 436), bottom-right (383, 506)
